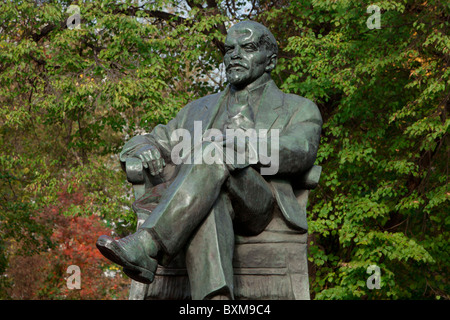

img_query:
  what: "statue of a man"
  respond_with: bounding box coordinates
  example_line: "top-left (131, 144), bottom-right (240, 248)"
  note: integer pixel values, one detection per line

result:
top-left (96, 21), bottom-right (322, 300)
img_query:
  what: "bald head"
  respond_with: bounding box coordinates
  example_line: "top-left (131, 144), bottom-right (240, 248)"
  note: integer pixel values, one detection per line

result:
top-left (224, 21), bottom-right (278, 89)
top-left (227, 21), bottom-right (278, 56)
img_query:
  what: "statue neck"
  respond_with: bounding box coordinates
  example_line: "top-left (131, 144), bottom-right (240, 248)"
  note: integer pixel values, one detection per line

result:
top-left (231, 73), bottom-right (272, 92)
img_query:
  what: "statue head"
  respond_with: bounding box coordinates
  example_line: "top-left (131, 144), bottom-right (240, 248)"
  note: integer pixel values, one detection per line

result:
top-left (224, 21), bottom-right (278, 89)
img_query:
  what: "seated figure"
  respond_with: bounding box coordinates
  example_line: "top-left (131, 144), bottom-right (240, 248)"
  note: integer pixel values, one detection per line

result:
top-left (96, 20), bottom-right (323, 300)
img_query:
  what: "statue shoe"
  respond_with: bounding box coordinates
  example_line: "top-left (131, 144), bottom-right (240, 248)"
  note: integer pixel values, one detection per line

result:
top-left (96, 229), bottom-right (159, 284)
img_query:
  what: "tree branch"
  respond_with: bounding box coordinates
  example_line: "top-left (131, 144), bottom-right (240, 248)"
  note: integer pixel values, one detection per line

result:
top-left (117, 4), bottom-right (226, 55)
top-left (31, 18), bottom-right (68, 43)
top-left (112, 6), bottom-right (186, 25)
top-left (30, 5), bottom-right (226, 55)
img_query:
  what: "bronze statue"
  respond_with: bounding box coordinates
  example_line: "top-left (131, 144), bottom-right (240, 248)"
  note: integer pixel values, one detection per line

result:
top-left (96, 20), bottom-right (322, 300)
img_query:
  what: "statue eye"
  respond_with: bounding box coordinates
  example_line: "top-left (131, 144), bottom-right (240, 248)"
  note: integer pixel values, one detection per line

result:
top-left (243, 44), bottom-right (257, 52)
top-left (225, 46), bottom-right (234, 53)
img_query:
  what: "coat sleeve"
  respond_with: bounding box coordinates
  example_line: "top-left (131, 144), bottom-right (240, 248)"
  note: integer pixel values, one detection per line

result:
top-left (264, 95), bottom-right (323, 177)
top-left (119, 101), bottom-right (193, 165)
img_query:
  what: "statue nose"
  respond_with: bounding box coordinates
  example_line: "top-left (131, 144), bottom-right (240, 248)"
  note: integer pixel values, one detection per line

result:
top-left (230, 46), bottom-right (242, 58)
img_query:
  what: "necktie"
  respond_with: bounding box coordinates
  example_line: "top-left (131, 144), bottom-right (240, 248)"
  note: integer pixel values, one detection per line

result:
top-left (224, 89), bottom-right (255, 130)
top-left (223, 89), bottom-right (258, 167)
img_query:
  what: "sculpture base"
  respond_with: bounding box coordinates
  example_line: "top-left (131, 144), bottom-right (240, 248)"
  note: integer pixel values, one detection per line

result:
top-left (130, 208), bottom-right (310, 300)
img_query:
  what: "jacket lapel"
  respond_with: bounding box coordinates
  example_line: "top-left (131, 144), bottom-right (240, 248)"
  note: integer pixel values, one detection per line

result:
top-left (202, 86), bottom-right (230, 131)
top-left (200, 80), bottom-right (286, 133)
top-left (255, 80), bottom-right (285, 132)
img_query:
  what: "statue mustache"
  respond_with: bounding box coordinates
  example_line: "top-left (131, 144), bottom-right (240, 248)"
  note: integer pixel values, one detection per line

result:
top-left (226, 62), bottom-right (248, 70)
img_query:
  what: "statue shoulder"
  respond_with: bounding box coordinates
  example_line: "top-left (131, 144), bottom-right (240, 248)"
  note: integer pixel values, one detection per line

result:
top-left (283, 93), bottom-right (322, 124)
top-left (184, 91), bottom-right (223, 110)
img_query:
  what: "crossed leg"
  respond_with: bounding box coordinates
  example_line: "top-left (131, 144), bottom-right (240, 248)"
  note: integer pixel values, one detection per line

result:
top-left (97, 143), bottom-right (274, 299)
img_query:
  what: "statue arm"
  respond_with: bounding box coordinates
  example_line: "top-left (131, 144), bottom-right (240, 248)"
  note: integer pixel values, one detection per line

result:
top-left (261, 98), bottom-right (323, 176)
top-left (119, 103), bottom-right (191, 171)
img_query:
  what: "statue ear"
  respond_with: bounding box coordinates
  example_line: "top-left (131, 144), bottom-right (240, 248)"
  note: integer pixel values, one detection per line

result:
top-left (265, 53), bottom-right (277, 73)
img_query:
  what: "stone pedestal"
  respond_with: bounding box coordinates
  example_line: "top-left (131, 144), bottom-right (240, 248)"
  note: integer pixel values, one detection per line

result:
top-left (129, 208), bottom-right (309, 300)
top-left (125, 159), bottom-right (320, 300)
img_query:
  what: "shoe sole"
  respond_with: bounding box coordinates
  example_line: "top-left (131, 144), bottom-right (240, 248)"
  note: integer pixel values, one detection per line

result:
top-left (123, 268), bottom-right (155, 284)
top-left (96, 236), bottom-right (156, 284)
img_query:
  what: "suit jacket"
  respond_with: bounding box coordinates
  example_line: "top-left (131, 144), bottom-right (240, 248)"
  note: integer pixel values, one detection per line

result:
top-left (120, 79), bottom-right (323, 232)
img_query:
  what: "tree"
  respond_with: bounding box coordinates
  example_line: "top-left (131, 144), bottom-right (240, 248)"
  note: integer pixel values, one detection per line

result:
top-left (5, 182), bottom-right (129, 299)
top-left (263, 0), bottom-right (449, 299)
top-left (0, 0), bottom-right (448, 299)
top-left (0, 0), bottom-right (232, 299)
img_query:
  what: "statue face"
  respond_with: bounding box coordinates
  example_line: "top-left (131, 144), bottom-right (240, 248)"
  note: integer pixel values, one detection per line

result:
top-left (224, 25), bottom-right (273, 88)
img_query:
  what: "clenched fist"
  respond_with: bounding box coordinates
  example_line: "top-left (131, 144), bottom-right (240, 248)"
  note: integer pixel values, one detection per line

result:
top-left (136, 145), bottom-right (166, 176)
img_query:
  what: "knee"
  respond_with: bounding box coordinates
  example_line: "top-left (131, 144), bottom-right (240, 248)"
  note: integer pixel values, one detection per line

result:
top-left (190, 141), bottom-right (230, 177)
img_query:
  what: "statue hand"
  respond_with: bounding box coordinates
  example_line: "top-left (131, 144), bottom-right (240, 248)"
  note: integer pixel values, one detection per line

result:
top-left (136, 145), bottom-right (166, 176)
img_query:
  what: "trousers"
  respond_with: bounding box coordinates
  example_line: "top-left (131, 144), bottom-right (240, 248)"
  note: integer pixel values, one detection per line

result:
top-left (138, 143), bottom-right (274, 299)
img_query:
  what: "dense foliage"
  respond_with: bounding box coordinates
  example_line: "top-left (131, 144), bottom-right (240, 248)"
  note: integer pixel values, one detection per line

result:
top-left (267, 0), bottom-right (449, 299)
top-left (1, 0), bottom-right (448, 299)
